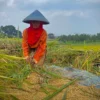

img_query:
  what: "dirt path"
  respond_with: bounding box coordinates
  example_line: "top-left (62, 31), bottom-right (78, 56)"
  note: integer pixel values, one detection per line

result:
top-left (9, 72), bottom-right (100, 100)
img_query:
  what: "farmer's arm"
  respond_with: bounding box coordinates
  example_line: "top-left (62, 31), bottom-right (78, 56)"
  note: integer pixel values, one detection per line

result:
top-left (22, 29), bottom-right (29, 58)
top-left (33, 30), bottom-right (47, 63)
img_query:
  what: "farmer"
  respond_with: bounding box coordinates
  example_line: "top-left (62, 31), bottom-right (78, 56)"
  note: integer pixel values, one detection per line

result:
top-left (22, 10), bottom-right (49, 68)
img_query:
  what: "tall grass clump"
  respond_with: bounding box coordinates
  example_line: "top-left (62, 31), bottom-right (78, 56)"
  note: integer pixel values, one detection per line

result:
top-left (0, 53), bottom-right (31, 100)
top-left (0, 38), bottom-right (22, 56)
top-left (46, 40), bottom-right (100, 75)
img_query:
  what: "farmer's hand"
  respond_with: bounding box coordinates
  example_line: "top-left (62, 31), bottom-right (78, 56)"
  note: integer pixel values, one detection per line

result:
top-left (25, 56), bottom-right (30, 63)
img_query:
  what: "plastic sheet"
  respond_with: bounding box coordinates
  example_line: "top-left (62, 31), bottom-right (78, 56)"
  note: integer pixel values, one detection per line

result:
top-left (47, 65), bottom-right (100, 88)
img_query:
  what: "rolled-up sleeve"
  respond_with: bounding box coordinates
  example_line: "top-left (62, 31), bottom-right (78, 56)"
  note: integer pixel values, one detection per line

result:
top-left (22, 29), bottom-right (29, 57)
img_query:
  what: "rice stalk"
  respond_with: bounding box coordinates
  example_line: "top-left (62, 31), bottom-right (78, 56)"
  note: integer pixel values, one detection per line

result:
top-left (0, 75), bottom-right (14, 80)
top-left (43, 79), bottom-right (78, 100)
top-left (41, 84), bottom-right (58, 91)
top-left (62, 88), bottom-right (68, 100)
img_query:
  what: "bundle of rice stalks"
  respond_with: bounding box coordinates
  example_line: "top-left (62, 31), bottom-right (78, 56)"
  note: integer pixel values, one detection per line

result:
top-left (0, 53), bottom-right (31, 100)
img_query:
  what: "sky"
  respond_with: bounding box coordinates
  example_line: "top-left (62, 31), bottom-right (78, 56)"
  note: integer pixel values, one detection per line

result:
top-left (0, 0), bottom-right (100, 36)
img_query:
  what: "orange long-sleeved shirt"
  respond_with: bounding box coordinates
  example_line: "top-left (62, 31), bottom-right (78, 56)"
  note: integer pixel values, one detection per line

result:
top-left (22, 28), bottom-right (47, 63)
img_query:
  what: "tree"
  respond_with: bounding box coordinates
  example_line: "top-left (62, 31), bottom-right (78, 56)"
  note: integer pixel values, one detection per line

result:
top-left (0, 25), bottom-right (22, 38)
top-left (96, 33), bottom-right (100, 41)
top-left (58, 33), bottom-right (100, 42)
top-left (48, 33), bottom-right (55, 39)
top-left (58, 35), bottom-right (67, 42)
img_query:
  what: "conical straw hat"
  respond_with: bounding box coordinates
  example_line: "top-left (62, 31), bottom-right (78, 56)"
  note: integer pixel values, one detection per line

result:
top-left (23, 10), bottom-right (49, 24)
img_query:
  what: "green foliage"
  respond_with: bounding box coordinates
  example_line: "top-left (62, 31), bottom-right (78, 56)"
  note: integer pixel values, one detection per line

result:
top-left (58, 33), bottom-right (100, 42)
top-left (0, 25), bottom-right (22, 38)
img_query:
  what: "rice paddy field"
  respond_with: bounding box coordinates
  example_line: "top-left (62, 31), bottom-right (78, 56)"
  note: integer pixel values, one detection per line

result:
top-left (0, 38), bottom-right (100, 100)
